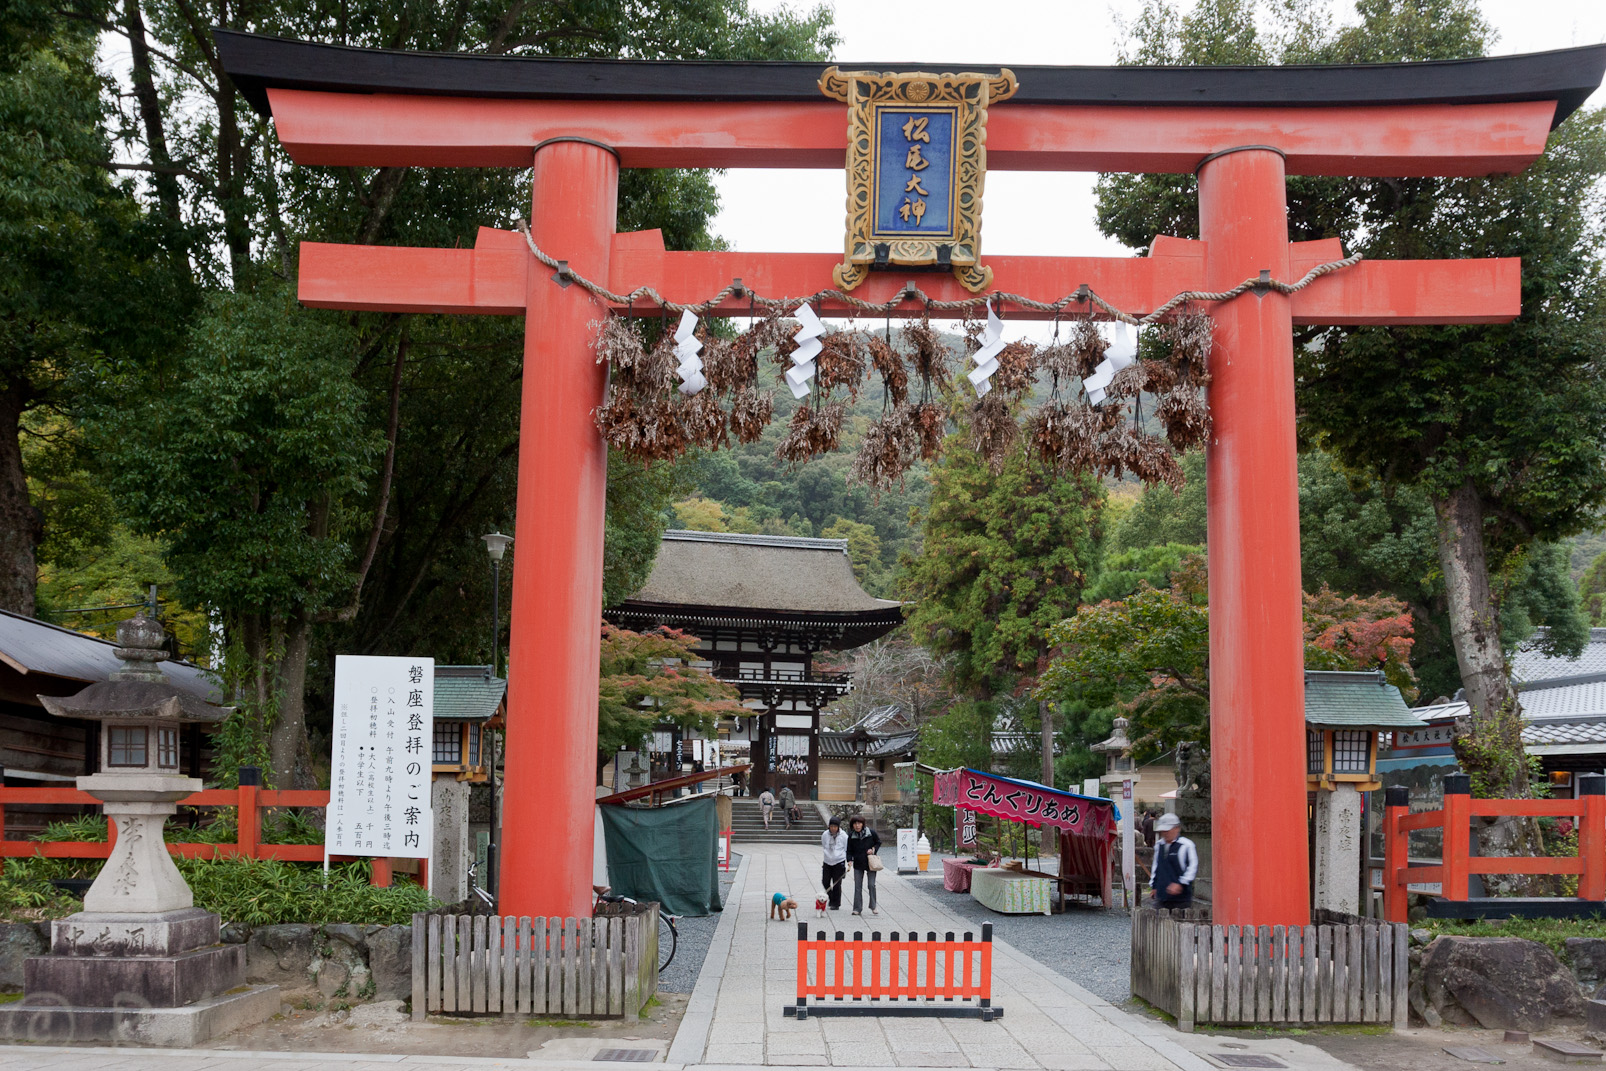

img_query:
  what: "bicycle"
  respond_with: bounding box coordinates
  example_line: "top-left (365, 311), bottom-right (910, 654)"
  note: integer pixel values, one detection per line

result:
top-left (466, 859), bottom-right (495, 913)
top-left (595, 889), bottom-right (679, 973)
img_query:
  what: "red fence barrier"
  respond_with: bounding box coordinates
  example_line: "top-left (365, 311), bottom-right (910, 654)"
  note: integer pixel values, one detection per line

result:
top-left (0, 776), bottom-right (417, 889)
top-left (784, 922), bottom-right (998, 1020)
top-left (1383, 774), bottom-right (1604, 921)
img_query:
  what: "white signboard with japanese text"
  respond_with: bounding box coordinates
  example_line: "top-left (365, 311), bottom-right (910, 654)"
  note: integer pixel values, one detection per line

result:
top-left (896, 828), bottom-right (918, 874)
top-left (327, 655), bottom-right (433, 860)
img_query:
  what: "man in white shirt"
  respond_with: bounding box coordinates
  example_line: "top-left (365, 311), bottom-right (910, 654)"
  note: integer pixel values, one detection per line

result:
top-left (820, 816), bottom-right (848, 910)
top-left (1150, 813), bottom-right (1198, 908)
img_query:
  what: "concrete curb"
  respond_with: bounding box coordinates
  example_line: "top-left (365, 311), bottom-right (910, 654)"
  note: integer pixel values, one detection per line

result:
top-left (666, 851), bottom-right (751, 1065)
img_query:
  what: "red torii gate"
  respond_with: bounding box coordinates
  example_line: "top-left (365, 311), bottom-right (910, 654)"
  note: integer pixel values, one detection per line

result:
top-left (217, 34), bottom-right (1606, 928)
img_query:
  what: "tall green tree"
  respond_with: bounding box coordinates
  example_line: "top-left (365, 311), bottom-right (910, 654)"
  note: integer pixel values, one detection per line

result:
top-left (901, 409), bottom-right (1105, 786)
top-left (1096, 0), bottom-right (1606, 796)
top-left (0, 1), bottom-right (186, 614)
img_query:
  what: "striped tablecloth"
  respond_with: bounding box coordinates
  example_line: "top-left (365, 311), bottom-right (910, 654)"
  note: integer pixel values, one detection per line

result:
top-left (970, 868), bottom-right (1053, 915)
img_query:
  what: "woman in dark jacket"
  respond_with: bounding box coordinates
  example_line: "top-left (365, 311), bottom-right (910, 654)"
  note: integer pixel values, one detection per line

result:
top-left (846, 815), bottom-right (882, 915)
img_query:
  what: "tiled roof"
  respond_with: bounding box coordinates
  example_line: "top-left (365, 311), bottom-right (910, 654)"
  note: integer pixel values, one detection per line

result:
top-left (0, 609), bottom-right (217, 701)
top-left (1520, 681), bottom-right (1606, 719)
top-left (1303, 670), bottom-right (1423, 729)
top-left (434, 665), bottom-right (505, 722)
top-left (819, 730), bottom-right (917, 759)
top-left (1523, 716), bottom-right (1606, 748)
top-left (1511, 628), bottom-right (1606, 683)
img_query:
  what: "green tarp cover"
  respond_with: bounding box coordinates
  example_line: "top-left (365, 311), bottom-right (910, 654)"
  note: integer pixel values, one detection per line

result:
top-left (600, 797), bottom-right (723, 917)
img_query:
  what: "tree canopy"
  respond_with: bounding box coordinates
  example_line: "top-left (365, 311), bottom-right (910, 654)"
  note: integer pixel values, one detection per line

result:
top-left (1096, 0), bottom-right (1606, 795)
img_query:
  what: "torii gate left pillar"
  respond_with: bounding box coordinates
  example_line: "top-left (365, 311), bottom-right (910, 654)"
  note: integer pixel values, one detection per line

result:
top-left (216, 30), bottom-right (1606, 926)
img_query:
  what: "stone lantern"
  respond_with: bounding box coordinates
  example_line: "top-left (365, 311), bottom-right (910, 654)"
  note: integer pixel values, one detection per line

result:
top-left (0, 614), bottom-right (281, 1045)
top-left (1093, 717), bottom-right (1139, 903)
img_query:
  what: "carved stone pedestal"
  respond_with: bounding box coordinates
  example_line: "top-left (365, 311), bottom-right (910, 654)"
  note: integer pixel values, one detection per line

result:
top-left (0, 774), bottom-right (279, 1044)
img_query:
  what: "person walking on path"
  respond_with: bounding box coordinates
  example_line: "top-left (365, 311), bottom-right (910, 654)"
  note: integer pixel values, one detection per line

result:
top-left (759, 788), bottom-right (777, 830)
top-left (846, 814), bottom-right (882, 915)
top-left (821, 815), bottom-right (848, 910)
top-left (1150, 813), bottom-right (1198, 909)
top-left (779, 784), bottom-right (797, 829)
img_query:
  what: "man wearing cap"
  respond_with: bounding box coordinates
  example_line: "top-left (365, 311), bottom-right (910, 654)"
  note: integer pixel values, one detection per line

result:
top-left (1151, 813), bottom-right (1198, 908)
top-left (821, 816), bottom-right (848, 910)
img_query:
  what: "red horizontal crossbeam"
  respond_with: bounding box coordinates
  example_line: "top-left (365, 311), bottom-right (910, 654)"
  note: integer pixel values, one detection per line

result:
top-left (298, 228), bottom-right (1519, 325)
top-left (268, 90), bottom-right (1555, 178)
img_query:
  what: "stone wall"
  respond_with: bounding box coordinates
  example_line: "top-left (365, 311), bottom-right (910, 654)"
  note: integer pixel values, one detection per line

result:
top-left (0, 920), bottom-right (411, 1007)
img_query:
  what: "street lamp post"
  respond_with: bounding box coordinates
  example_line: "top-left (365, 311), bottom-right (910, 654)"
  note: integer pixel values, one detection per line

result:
top-left (481, 532), bottom-right (512, 898)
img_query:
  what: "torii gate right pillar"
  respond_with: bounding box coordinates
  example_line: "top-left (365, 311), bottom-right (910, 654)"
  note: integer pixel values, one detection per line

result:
top-left (1199, 147), bottom-right (1308, 925)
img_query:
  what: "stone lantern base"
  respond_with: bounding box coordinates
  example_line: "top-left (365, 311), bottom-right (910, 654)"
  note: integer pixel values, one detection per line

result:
top-left (0, 770), bottom-right (280, 1045)
top-left (0, 907), bottom-right (280, 1045)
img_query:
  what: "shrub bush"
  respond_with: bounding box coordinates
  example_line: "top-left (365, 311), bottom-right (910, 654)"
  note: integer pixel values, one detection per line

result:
top-left (0, 815), bottom-right (435, 925)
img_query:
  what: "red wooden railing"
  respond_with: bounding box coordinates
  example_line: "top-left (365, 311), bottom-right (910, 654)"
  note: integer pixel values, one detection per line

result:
top-left (0, 774), bottom-right (418, 889)
top-left (785, 923), bottom-right (998, 1020)
top-left (594, 763), bottom-right (751, 806)
top-left (1382, 774), bottom-right (1604, 921)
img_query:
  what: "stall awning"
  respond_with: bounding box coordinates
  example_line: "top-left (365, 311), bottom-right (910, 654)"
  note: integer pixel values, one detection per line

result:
top-left (932, 767), bottom-right (1118, 839)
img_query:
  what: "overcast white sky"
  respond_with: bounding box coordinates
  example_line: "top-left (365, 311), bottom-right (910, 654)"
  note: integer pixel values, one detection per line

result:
top-left (711, 0), bottom-right (1606, 264)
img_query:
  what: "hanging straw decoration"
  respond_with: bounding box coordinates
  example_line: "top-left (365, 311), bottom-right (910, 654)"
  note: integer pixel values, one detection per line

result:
top-left (583, 265), bottom-right (1238, 490)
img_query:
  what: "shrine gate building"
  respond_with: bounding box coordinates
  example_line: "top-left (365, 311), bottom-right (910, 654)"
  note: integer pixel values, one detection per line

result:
top-left (606, 530), bottom-right (902, 800)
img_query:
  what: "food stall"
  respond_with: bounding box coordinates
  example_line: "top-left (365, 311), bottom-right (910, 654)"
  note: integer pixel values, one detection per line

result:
top-left (932, 767), bottom-right (1119, 912)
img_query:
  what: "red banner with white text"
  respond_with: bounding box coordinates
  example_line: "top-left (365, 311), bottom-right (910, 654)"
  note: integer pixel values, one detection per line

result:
top-left (933, 767), bottom-right (1117, 841)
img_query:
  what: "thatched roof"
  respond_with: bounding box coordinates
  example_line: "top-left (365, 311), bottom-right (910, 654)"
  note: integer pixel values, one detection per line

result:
top-left (631, 531), bottom-right (899, 613)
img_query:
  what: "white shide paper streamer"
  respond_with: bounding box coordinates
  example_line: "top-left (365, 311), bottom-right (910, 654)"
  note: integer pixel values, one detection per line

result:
top-left (1084, 323), bottom-right (1138, 406)
top-left (674, 308), bottom-right (706, 396)
top-left (966, 301), bottom-right (1007, 397)
top-left (785, 303), bottom-right (826, 399)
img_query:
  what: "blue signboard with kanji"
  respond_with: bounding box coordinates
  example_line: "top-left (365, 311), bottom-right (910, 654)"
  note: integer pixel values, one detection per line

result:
top-left (873, 107), bottom-right (957, 238)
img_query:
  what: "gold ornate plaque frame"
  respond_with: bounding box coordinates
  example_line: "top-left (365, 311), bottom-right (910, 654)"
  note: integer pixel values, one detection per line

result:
top-left (820, 67), bottom-right (1017, 293)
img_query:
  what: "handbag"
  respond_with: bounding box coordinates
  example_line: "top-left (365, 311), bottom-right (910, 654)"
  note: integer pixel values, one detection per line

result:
top-left (867, 853), bottom-right (884, 872)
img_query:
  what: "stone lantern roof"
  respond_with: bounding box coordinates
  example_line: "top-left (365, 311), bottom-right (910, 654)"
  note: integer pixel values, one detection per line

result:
top-left (38, 614), bottom-right (228, 724)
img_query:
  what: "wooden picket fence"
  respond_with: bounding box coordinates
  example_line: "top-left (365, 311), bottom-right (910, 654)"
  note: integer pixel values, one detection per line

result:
top-left (1131, 908), bottom-right (1407, 1032)
top-left (411, 910), bottom-right (658, 1020)
top-left (783, 923), bottom-right (999, 1020)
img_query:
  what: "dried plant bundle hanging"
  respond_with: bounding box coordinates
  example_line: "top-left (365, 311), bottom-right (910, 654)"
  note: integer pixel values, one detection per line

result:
top-left (990, 340), bottom-right (1040, 398)
top-left (867, 333), bottom-right (908, 406)
top-left (1069, 317), bottom-right (1110, 377)
top-left (851, 407), bottom-right (923, 493)
top-left (700, 333), bottom-right (754, 396)
top-left (817, 331), bottom-right (869, 399)
top-left (901, 318), bottom-right (951, 391)
top-left (775, 400), bottom-right (847, 468)
top-left (728, 386), bottom-right (773, 444)
top-left (677, 390), bottom-right (729, 450)
top-left (1155, 385), bottom-right (1211, 451)
top-left (969, 393), bottom-right (1020, 471)
top-left (909, 401), bottom-right (946, 461)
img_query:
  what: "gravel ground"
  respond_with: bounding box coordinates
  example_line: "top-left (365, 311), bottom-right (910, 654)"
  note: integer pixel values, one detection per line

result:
top-left (901, 868), bottom-right (1134, 1004)
top-left (657, 852), bottom-right (741, 993)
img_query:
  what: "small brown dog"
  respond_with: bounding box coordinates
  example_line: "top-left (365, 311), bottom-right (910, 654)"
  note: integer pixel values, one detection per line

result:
top-left (770, 894), bottom-right (797, 921)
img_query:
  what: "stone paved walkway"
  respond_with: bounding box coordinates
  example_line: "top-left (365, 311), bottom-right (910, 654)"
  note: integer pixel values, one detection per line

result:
top-left (0, 845), bottom-right (1362, 1071)
top-left (671, 844), bottom-right (1222, 1071)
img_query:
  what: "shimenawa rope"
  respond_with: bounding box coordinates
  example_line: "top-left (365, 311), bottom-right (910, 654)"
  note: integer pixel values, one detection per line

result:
top-left (516, 219), bottom-right (1362, 326)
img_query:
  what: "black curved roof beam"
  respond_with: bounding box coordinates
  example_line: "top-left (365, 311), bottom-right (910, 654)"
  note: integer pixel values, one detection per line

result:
top-left (215, 29), bottom-right (1604, 131)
